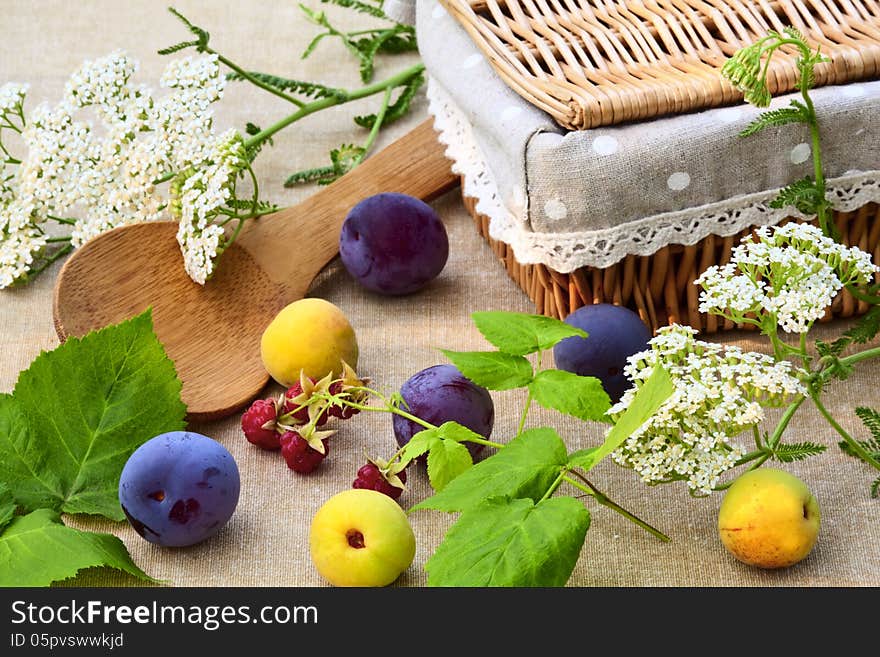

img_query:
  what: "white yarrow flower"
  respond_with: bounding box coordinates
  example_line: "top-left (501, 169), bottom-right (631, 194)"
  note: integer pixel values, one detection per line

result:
top-left (609, 325), bottom-right (807, 495)
top-left (696, 222), bottom-right (879, 333)
top-left (0, 82), bottom-right (28, 112)
top-left (0, 51), bottom-right (246, 287)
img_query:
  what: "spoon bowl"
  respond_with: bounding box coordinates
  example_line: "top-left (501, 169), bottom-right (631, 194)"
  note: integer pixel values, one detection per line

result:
top-left (53, 120), bottom-right (457, 420)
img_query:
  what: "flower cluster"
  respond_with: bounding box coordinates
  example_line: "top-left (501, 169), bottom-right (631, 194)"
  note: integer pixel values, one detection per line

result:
top-left (696, 222), bottom-right (878, 333)
top-left (609, 325), bottom-right (806, 495)
top-left (0, 51), bottom-right (252, 288)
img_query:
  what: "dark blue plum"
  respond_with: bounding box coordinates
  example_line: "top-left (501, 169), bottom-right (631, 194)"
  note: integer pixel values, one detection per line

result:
top-left (119, 431), bottom-right (240, 547)
top-left (553, 304), bottom-right (652, 403)
top-left (393, 364), bottom-right (494, 460)
top-left (339, 192), bottom-right (449, 295)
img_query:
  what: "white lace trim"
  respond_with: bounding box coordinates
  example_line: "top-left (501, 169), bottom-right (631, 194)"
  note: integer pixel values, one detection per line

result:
top-left (426, 77), bottom-right (880, 273)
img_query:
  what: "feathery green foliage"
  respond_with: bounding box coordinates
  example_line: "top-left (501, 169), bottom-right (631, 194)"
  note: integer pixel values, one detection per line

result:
top-left (841, 408), bottom-right (880, 497)
top-left (769, 442), bottom-right (827, 463)
top-left (768, 176), bottom-right (824, 215)
top-left (818, 306), bottom-right (880, 361)
top-left (160, 4), bottom-right (424, 190)
top-left (227, 72), bottom-right (346, 101)
top-left (159, 6), bottom-right (210, 54)
top-left (354, 71), bottom-right (424, 129)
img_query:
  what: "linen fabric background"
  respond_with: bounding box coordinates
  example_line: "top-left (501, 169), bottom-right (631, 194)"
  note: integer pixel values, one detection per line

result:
top-left (0, 1), bottom-right (878, 587)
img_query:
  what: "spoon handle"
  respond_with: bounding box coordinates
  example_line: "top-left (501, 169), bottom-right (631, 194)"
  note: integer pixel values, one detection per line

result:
top-left (236, 118), bottom-right (459, 296)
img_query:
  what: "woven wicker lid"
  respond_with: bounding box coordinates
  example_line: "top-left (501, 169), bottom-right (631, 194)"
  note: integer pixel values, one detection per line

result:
top-left (441, 0), bottom-right (880, 129)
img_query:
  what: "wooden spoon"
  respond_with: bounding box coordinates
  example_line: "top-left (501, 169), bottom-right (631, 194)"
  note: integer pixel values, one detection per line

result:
top-left (53, 119), bottom-right (458, 421)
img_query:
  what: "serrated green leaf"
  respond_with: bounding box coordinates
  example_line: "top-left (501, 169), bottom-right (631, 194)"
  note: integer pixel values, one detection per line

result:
top-left (398, 421), bottom-right (486, 471)
top-left (0, 311), bottom-right (186, 520)
top-left (855, 407), bottom-right (880, 444)
top-left (769, 177), bottom-right (824, 215)
top-left (528, 370), bottom-right (610, 422)
top-left (740, 103), bottom-right (808, 137)
top-left (471, 311), bottom-right (587, 355)
top-left (567, 448), bottom-right (599, 470)
top-left (770, 442), bottom-right (827, 462)
top-left (593, 365), bottom-right (674, 469)
top-left (398, 430), bottom-right (438, 464)
top-left (412, 427), bottom-right (567, 512)
top-left (825, 306), bottom-right (880, 358)
top-left (0, 483), bottom-right (15, 534)
top-left (0, 509), bottom-right (155, 586)
top-left (426, 496), bottom-right (589, 586)
top-left (434, 421), bottom-right (486, 444)
top-left (427, 440), bottom-right (473, 491)
top-left (439, 350), bottom-right (533, 391)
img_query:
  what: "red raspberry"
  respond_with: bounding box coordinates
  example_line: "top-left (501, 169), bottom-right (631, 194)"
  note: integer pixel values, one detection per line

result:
top-left (326, 381), bottom-right (360, 420)
top-left (283, 380), bottom-right (328, 427)
top-left (279, 431), bottom-right (329, 474)
top-left (241, 398), bottom-right (280, 449)
top-left (352, 463), bottom-right (406, 500)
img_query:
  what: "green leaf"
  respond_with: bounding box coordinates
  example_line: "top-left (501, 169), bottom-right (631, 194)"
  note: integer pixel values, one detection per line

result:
top-left (0, 310), bottom-right (186, 520)
top-left (0, 483), bottom-right (15, 534)
top-left (567, 448), bottom-right (599, 470)
top-left (354, 71), bottom-right (424, 130)
top-left (398, 421), bottom-right (486, 476)
top-left (439, 349), bottom-right (533, 391)
top-left (528, 369), bottom-right (611, 422)
top-left (769, 177), bottom-right (825, 215)
top-left (770, 442), bottom-right (827, 462)
top-left (855, 406), bottom-right (880, 443)
top-left (320, 0), bottom-right (387, 19)
top-left (823, 306), bottom-right (880, 358)
top-left (398, 430), bottom-right (437, 464)
top-left (412, 427), bottom-right (567, 512)
top-left (471, 311), bottom-right (587, 355)
top-left (226, 71), bottom-right (345, 101)
top-left (427, 440), bottom-right (473, 491)
top-left (433, 421), bottom-right (487, 445)
top-left (739, 102), bottom-right (809, 137)
top-left (285, 165), bottom-right (337, 187)
top-left (586, 365), bottom-right (674, 470)
top-left (425, 496), bottom-right (590, 586)
top-left (0, 509), bottom-right (155, 586)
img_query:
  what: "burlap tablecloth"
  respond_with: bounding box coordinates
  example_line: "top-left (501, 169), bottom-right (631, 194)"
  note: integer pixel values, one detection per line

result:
top-left (1, 0), bottom-right (878, 587)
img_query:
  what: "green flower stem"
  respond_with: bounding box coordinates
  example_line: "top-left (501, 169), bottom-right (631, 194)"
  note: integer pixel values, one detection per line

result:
top-left (564, 472), bottom-right (670, 542)
top-left (353, 86), bottom-right (392, 168)
top-left (767, 395), bottom-right (806, 448)
top-left (540, 470), bottom-right (567, 503)
top-left (242, 62), bottom-right (425, 150)
top-left (798, 70), bottom-right (832, 236)
top-left (517, 350), bottom-right (542, 436)
top-left (31, 244), bottom-right (73, 278)
top-left (336, 396), bottom-right (506, 450)
top-left (47, 215), bottom-right (76, 226)
top-left (150, 62), bottom-right (424, 187)
top-left (811, 391), bottom-right (880, 471)
top-left (836, 345), bottom-right (880, 370)
top-left (45, 236), bottom-right (72, 243)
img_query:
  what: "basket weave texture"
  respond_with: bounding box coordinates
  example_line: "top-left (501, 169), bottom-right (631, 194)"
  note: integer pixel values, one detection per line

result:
top-left (442, 0), bottom-right (880, 130)
top-left (466, 194), bottom-right (880, 332)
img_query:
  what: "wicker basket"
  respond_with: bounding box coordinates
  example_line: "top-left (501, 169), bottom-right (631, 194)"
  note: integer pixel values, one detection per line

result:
top-left (466, 193), bottom-right (880, 332)
top-left (442, 0), bottom-right (880, 130)
top-left (439, 0), bottom-right (880, 332)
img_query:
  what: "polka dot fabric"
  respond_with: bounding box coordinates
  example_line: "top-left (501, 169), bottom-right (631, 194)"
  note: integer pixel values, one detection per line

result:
top-left (417, 0), bottom-right (880, 271)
